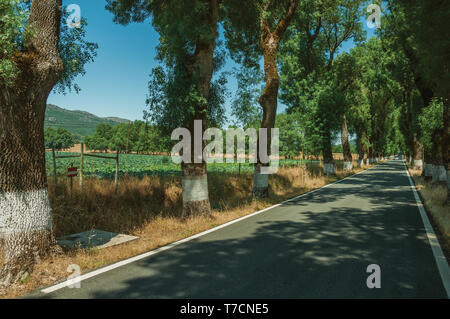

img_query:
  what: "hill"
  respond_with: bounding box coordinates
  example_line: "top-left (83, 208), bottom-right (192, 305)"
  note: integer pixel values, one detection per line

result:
top-left (44, 104), bottom-right (130, 139)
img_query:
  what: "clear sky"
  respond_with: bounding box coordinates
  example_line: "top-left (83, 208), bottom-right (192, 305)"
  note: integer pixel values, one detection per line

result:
top-left (48, 1), bottom-right (376, 124)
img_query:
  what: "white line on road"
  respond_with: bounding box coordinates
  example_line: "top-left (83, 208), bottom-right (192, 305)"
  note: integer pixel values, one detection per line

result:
top-left (41, 164), bottom-right (377, 294)
top-left (404, 161), bottom-right (450, 298)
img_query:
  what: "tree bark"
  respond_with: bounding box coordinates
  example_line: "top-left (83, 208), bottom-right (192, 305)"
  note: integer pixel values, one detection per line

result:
top-left (180, 0), bottom-right (219, 217)
top-left (0, 0), bottom-right (63, 287)
top-left (430, 129), bottom-right (446, 186)
top-left (412, 134), bottom-right (423, 170)
top-left (341, 115), bottom-right (353, 171)
top-left (252, 0), bottom-right (298, 198)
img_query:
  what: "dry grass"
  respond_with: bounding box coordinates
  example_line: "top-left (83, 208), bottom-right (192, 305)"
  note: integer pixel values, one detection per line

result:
top-left (409, 168), bottom-right (450, 246)
top-left (0, 161), bottom-right (368, 298)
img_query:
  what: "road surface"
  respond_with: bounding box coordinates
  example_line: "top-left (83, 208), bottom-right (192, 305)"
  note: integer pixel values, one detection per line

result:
top-left (29, 160), bottom-right (449, 298)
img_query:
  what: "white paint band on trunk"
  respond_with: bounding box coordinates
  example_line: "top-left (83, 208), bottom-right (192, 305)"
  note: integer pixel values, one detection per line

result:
top-left (253, 171), bottom-right (269, 189)
top-left (0, 189), bottom-right (52, 234)
top-left (414, 160), bottom-right (423, 169)
top-left (182, 175), bottom-right (209, 202)
top-left (343, 161), bottom-right (353, 171)
top-left (357, 159), bottom-right (363, 167)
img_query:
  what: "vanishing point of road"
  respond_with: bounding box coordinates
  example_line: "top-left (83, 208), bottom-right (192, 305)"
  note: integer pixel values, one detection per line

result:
top-left (29, 160), bottom-right (449, 298)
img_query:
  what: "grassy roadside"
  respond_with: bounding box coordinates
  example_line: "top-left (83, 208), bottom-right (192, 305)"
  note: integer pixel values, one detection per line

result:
top-left (0, 161), bottom-right (370, 298)
top-left (408, 168), bottom-right (450, 260)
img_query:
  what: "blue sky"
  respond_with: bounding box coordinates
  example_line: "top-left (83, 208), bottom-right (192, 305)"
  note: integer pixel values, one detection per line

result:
top-left (48, 1), bottom-right (376, 124)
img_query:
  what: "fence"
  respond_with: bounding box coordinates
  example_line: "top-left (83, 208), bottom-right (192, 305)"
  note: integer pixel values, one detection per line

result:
top-left (51, 143), bottom-right (120, 192)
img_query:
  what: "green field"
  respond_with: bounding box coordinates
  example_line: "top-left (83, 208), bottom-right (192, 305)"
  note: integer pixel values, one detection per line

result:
top-left (46, 152), bottom-right (319, 179)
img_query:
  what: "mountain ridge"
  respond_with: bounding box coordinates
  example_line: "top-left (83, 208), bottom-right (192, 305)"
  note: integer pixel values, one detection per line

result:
top-left (44, 104), bottom-right (131, 138)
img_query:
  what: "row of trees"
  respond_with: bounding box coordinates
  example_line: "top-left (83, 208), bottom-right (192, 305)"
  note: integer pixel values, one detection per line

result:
top-left (83, 122), bottom-right (172, 154)
top-left (0, 0), bottom-right (448, 287)
top-left (84, 115), bottom-right (316, 159)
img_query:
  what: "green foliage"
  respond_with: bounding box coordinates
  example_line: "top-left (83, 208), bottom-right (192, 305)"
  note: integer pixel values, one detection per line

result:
top-left (45, 151), bottom-right (316, 179)
top-left (231, 67), bottom-right (263, 128)
top-left (276, 112), bottom-right (303, 158)
top-left (419, 98), bottom-right (444, 153)
top-left (0, 1), bottom-right (97, 92)
top-left (55, 9), bottom-right (98, 94)
top-left (44, 127), bottom-right (75, 150)
top-left (84, 121), bottom-right (173, 154)
top-left (278, 0), bottom-right (365, 158)
top-left (108, 0), bottom-right (227, 133)
top-left (84, 123), bottom-right (114, 152)
top-left (0, 0), bottom-right (29, 85)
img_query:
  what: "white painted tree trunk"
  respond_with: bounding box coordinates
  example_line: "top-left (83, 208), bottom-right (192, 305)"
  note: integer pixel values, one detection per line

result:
top-left (0, 189), bottom-right (53, 235)
top-left (414, 159), bottom-right (423, 171)
top-left (0, 189), bottom-right (53, 287)
top-left (252, 170), bottom-right (269, 198)
top-left (181, 175), bottom-right (210, 217)
top-left (357, 159), bottom-right (363, 168)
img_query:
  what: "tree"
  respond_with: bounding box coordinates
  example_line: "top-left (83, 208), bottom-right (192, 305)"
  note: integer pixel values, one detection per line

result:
top-left (44, 127), bottom-right (75, 150)
top-left (223, 0), bottom-right (299, 197)
top-left (108, 0), bottom-right (224, 217)
top-left (231, 66), bottom-right (263, 129)
top-left (276, 112), bottom-right (303, 159)
top-left (393, 0), bottom-right (450, 200)
top-left (278, 0), bottom-right (364, 175)
top-left (84, 123), bottom-right (113, 152)
top-left (0, 0), bottom-right (97, 287)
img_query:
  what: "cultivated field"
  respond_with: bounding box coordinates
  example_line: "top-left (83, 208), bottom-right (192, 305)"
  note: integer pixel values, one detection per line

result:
top-left (45, 151), bottom-right (322, 178)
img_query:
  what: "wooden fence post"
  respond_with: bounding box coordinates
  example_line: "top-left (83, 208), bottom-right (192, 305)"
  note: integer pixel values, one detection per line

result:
top-left (79, 143), bottom-right (84, 191)
top-left (52, 148), bottom-right (57, 185)
top-left (114, 151), bottom-right (119, 192)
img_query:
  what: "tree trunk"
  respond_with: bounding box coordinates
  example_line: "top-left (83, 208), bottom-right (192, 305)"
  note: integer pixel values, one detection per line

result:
top-left (368, 145), bottom-right (374, 164)
top-left (180, 0), bottom-right (219, 217)
top-left (361, 130), bottom-right (368, 165)
top-left (322, 129), bottom-right (335, 175)
top-left (356, 132), bottom-right (363, 167)
top-left (430, 129), bottom-right (446, 186)
top-left (412, 134), bottom-right (423, 170)
top-left (423, 149), bottom-right (433, 181)
top-left (0, 0), bottom-right (63, 287)
top-left (253, 43), bottom-right (278, 198)
top-left (341, 115), bottom-right (353, 171)
top-left (181, 162), bottom-right (210, 218)
top-left (252, 0), bottom-right (298, 198)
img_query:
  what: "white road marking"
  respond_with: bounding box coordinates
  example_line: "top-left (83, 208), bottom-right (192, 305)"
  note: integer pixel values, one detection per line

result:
top-left (404, 161), bottom-right (450, 298)
top-left (41, 164), bottom-right (377, 294)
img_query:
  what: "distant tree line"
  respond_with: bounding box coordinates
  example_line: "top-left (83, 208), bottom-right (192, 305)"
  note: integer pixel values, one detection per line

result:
top-left (44, 127), bottom-right (75, 151)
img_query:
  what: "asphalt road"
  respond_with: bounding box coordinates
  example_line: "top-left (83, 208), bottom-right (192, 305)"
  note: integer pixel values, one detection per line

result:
top-left (30, 160), bottom-right (448, 298)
